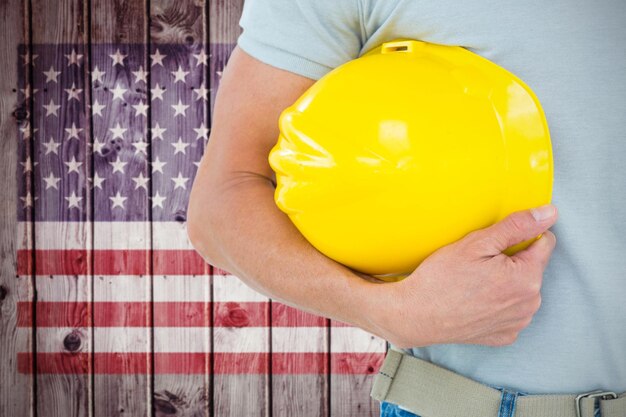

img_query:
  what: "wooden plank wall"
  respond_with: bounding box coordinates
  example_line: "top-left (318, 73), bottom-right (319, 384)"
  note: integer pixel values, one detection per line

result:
top-left (0, 0), bottom-right (35, 415)
top-left (0, 1), bottom-right (384, 416)
top-left (30, 1), bottom-right (93, 417)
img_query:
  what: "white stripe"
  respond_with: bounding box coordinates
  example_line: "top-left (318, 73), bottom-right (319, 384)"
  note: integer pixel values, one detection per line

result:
top-left (153, 275), bottom-right (210, 302)
top-left (94, 275), bottom-right (151, 302)
top-left (27, 275), bottom-right (256, 302)
top-left (331, 327), bottom-right (387, 353)
top-left (271, 327), bottom-right (326, 352)
top-left (153, 222), bottom-right (194, 250)
top-left (28, 327), bottom-right (381, 353)
top-left (213, 274), bottom-right (268, 302)
top-left (33, 276), bottom-right (91, 303)
top-left (23, 275), bottom-right (210, 302)
top-left (17, 222), bottom-right (194, 250)
top-left (94, 222), bottom-right (149, 249)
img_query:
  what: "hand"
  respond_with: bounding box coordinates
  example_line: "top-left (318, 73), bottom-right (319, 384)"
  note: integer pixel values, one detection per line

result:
top-left (367, 204), bottom-right (558, 348)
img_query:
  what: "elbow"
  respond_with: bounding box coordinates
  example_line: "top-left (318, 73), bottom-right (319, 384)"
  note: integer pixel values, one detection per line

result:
top-left (186, 184), bottom-right (221, 267)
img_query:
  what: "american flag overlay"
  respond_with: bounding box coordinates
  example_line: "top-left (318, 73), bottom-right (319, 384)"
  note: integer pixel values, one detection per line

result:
top-left (15, 42), bottom-right (386, 378)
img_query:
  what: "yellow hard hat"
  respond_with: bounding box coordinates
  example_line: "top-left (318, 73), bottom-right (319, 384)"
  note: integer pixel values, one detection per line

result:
top-left (269, 39), bottom-right (553, 281)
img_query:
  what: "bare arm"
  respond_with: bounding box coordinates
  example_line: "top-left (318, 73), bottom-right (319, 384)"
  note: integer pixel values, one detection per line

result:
top-left (188, 47), bottom-right (559, 348)
top-left (187, 47), bottom-right (383, 331)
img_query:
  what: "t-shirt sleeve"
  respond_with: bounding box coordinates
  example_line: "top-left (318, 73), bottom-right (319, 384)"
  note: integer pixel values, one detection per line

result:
top-left (236, 0), bottom-right (365, 80)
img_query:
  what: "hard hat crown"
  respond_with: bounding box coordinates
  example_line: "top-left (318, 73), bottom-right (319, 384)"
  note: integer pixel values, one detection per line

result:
top-left (269, 40), bottom-right (553, 279)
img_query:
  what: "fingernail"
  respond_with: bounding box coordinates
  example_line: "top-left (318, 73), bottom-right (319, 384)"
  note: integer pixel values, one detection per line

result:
top-left (531, 204), bottom-right (556, 222)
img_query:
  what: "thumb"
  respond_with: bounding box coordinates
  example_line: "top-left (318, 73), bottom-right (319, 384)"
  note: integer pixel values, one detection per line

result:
top-left (512, 229), bottom-right (557, 269)
top-left (477, 204), bottom-right (558, 253)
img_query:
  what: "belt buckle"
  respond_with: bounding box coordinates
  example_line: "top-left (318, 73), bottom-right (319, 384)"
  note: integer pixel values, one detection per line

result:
top-left (575, 390), bottom-right (618, 417)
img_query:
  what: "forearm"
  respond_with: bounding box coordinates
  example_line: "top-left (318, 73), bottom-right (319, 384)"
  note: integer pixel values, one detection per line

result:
top-left (187, 171), bottom-right (381, 331)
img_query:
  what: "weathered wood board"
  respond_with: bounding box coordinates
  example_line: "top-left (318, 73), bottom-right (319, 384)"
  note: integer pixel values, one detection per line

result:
top-left (0, 0), bottom-right (35, 415)
top-left (151, 1), bottom-right (212, 416)
top-left (90, 0), bottom-right (152, 416)
top-left (30, 0), bottom-right (93, 415)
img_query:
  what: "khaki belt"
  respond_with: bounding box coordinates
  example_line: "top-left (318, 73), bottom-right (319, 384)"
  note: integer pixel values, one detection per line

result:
top-left (371, 349), bottom-right (626, 417)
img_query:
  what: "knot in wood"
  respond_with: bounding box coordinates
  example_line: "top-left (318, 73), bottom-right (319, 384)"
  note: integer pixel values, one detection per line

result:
top-left (153, 398), bottom-right (177, 415)
top-left (63, 331), bottom-right (82, 352)
top-left (0, 285), bottom-right (7, 301)
top-left (174, 210), bottom-right (186, 223)
top-left (225, 305), bottom-right (249, 327)
top-left (13, 106), bottom-right (28, 123)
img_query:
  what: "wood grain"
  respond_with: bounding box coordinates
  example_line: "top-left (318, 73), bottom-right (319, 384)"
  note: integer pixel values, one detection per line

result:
top-left (30, 0), bottom-right (93, 415)
top-left (1, 1), bottom-right (390, 416)
top-left (271, 304), bottom-right (329, 417)
top-left (212, 269), bottom-right (270, 417)
top-left (0, 0), bottom-right (35, 415)
top-left (208, 2), bottom-right (271, 415)
top-left (90, 1), bottom-right (151, 416)
top-left (331, 321), bottom-right (384, 417)
top-left (151, 2), bottom-right (211, 416)
top-left (209, 0), bottom-right (244, 44)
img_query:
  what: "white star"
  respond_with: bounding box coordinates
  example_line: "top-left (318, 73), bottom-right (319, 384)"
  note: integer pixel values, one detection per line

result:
top-left (20, 156), bottom-right (37, 173)
top-left (193, 83), bottom-right (209, 101)
top-left (110, 83), bottom-right (127, 101)
top-left (151, 123), bottom-right (166, 140)
top-left (64, 82), bottom-right (83, 101)
top-left (65, 123), bottom-right (83, 140)
top-left (20, 192), bottom-right (37, 208)
top-left (92, 172), bottom-right (105, 189)
top-left (65, 49), bottom-right (83, 66)
top-left (43, 66), bottom-right (61, 83)
top-left (43, 172), bottom-right (60, 190)
top-left (65, 191), bottom-right (82, 209)
top-left (43, 137), bottom-right (60, 155)
top-left (132, 140), bottom-right (148, 155)
top-left (193, 160), bottom-right (202, 169)
top-left (171, 172), bottom-right (189, 190)
top-left (150, 48), bottom-right (166, 67)
top-left (21, 53), bottom-right (38, 66)
top-left (132, 66), bottom-right (148, 83)
top-left (91, 66), bottom-right (106, 83)
top-left (132, 101), bottom-right (149, 117)
top-left (19, 86), bottom-right (38, 99)
top-left (109, 156), bottom-right (127, 174)
top-left (109, 122), bottom-right (127, 139)
top-left (216, 70), bottom-right (223, 78)
top-left (92, 137), bottom-right (106, 154)
top-left (43, 99), bottom-right (61, 117)
top-left (151, 83), bottom-right (166, 101)
top-left (172, 99), bottom-right (189, 117)
top-left (152, 157), bottom-right (166, 174)
top-left (109, 48), bottom-right (127, 66)
top-left (65, 156), bottom-right (83, 174)
top-left (151, 191), bottom-right (166, 208)
top-left (171, 137), bottom-right (190, 155)
top-left (132, 172), bottom-right (149, 190)
top-left (19, 124), bottom-right (38, 139)
top-left (171, 66), bottom-right (189, 83)
top-left (109, 191), bottom-right (127, 210)
top-left (193, 49), bottom-right (208, 66)
top-left (193, 123), bottom-right (209, 140)
top-left (91, 99), bottom-right (106, 117)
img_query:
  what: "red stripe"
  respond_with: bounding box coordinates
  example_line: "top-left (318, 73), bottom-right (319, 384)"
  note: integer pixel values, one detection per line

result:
top-left (17, 250), bottom-right (208, 275)
top-left (271, 303), bottom-right (326, 327)
top-left (17, 352), bottom-right (383, 374)
top-left (17, 301), bottom-right (328, 327)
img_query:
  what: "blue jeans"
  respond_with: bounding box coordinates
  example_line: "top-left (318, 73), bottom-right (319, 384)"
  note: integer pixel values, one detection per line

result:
top-left (380, 386), bottom-right (526, 417)
top-left (380, 386), bottom-right (602, 417)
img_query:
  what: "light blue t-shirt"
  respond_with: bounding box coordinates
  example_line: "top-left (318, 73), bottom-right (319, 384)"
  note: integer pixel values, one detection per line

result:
top-left (236, 0), bottom-right (626, 394)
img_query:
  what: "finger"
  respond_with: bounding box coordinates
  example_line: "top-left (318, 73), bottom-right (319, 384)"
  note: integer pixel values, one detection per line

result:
top-left (511, 229), bottom-right (557, 269)
top-left (474, 204), bottom-right (558, 253)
